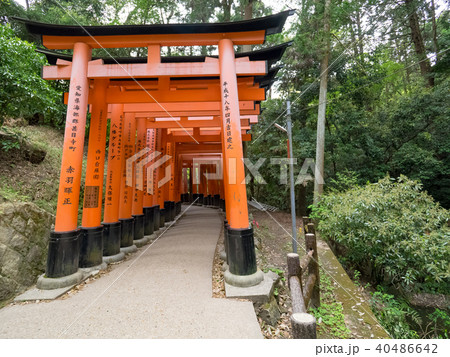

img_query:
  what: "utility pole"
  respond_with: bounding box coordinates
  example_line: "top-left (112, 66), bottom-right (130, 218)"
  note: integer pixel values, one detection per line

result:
top-left (287, 100), bottom-right (297, 253)
top-left (314, 0), bottom-right (331, 205)
top-left (274, 100), bottom-right (297, 253)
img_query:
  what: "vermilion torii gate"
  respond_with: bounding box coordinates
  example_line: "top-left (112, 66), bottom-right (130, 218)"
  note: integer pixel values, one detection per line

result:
top-left (16, 11), bottom-right (293, 289)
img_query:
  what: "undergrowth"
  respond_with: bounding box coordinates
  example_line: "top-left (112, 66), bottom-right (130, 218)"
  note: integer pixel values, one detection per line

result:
top-left (311, 269), bottom-right (351, 339)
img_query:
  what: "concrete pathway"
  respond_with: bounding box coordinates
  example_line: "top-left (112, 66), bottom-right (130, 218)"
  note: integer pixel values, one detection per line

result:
top-left (0, 206), bottom-right (262, 338)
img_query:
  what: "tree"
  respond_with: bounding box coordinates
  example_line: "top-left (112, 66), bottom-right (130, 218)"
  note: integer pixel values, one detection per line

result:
top-left (404, 0), bottom-right (434, 87)
top-left (313, 0), bottom-right (331, 204)
top-left (0, 24), bottom-right (63, 126)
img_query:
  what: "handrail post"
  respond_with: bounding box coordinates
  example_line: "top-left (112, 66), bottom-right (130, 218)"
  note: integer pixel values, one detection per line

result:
top-left (291, 313), bottom-right (317, 339)
top-left (287, 252), bottom-right (302, 293)
top-left (305, 231), bottom-right (320, 308)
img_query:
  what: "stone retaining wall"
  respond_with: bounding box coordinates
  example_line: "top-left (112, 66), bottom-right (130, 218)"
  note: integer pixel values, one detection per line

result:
top-left (0, 201), bottom-right (53, 302)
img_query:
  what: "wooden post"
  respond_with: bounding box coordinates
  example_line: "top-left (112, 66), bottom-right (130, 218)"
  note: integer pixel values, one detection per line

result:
top-left (218, 38), bottom-right (249, 229)
top-left (79, 78), bottom-right (109, 268)
top-left (118, 113), bottom-right (136, 248)
top-left (132, 117), bottom-right (147, 217)
top-left (306, 222), bottom-right (315, 235)
top-left (143, 127), bottom-right (155, 208)
top-left (103, 104), bottom-right (124, 224)
top-left (54, 42), bottom-right (91, 232)
top-left (81, 78), bottom-right (109, 228)
top-left (287, 253), bottom-right (306, 313)
top-left (291, 313), bottom-right (317, 339)
top-left (305, 232), bottom-right (320, 308)
top-left (118, 113), bottom-right (136, 221)
top-left (102, 103), bottom-right (124, 258)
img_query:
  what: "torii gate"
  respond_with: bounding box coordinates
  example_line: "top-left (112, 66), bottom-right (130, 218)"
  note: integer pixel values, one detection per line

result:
top-left (16, 11), bottom-right (293, 290)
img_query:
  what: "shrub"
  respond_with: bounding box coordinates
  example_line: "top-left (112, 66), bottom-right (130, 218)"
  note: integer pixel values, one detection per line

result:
top-left (0, 24), bottom-right (64, 126)
top-left (311, 175), bottom-right (450, 293)
top-left (370, 289), bottom-right (420, 339)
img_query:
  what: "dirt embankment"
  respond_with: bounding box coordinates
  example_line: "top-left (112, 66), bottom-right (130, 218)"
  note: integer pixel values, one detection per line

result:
top-left (0, 121), bottom-right (63, 305)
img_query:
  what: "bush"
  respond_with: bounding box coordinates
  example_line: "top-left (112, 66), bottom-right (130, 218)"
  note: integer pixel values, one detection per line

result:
top-left (0, 24), bottom-right (64, 126)
top-left (370, 289), bottom-right (420, 339)
top-left (370, 288), bottom-right (450, 339)
top-left (311, 175), bottom-right (450, 293)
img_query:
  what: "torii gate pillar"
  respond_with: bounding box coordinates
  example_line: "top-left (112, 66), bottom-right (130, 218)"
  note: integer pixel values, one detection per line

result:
top-left (218, 39), bottom-right (263, 287)
top-left (38, 42), bottom-right (91, 288)
top-left (102, 104), bottom-right (125, 263)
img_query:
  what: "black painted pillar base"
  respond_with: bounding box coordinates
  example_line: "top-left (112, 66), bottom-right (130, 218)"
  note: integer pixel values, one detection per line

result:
top-left (176, 201), bottom-right (181, 215)
top-left (164, 201), bottom-right (175, 222)
top-left (119, 217), bottom-right (134, 247)
top-left (220, 198), bottom-right (226, 211)
top-left (79, 226), bottom-right (104, 268)
top-left (164, 201), bottom-right (170, 221)
top-left (214, 194), bottom-right (220, 207)
top-left (159, 208), bottom-right (166, 228)
top-left (102, 221), bottom-right (121, 257)
top-left (224, 220), bottom-right (229, 265)
top-left (153, 206), bottom-right (160, 232)
top-left (198, 193), bottom-right (204, 205)
top-left (224, 226), bottom-right (264, 287)
top-left (143, 206), bottom-right (155, 236)
top-left (227, 227), bottom-right (257, 276)
top-left (132, 214), bottom-right (144, 240)
top-left (171, 201), bottom-right (176, 220)
top-left (45, 229), bottom-right (81, 278)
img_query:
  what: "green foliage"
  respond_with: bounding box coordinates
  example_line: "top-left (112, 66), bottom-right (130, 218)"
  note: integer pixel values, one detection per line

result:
top-left (311, 271), bottom-right (351, 339)
top-left (0, 126), bottom-right (21, 151)
top-left (267, 267), bottom-right (285, 282)
top-left (424, 308), bottom-right (450, 339)
top-left (0, 24), bottom-right (64, 126)
top-left (328, 170), bottom-right (360, 192)
top-left (312, 302), bottom-right (351, 339)
top-left (26, 0), bottom-right (105, 26)
top-left (312, 175), bottom-right (450, 293)
top-left (370, 289), bottom-right (420, 339)
top-left (371, 288), bottom-right (450, 339)
top-left (0, 178), bottom-right (31, 202)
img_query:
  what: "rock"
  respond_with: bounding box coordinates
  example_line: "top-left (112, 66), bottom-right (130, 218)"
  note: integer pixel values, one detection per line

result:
top-left (408, 293), bottom-right (450, 310)
top-left (0, 201), bottom-right (53, 303)
top-left (3, 117), bottom-right (28, 127)
top-left (258, 296), bottom-right (281, 326)
top-left (219, 250), bottom-right (226, 261)
top-left (266, 270), bottom-right (280, 284)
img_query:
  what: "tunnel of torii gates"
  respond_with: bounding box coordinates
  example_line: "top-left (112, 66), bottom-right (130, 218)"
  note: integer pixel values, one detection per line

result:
top-left (16, 10), bottom-right (294, 289)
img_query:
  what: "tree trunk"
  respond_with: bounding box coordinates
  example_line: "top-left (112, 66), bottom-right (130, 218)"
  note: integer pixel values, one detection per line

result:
top-left (404, 0), bottom-right (434, 87)
top-left (430, 0), bottom-right (439, 61)
top-left (349, 23), bottom-right (359, 60)
top-left (313, 0), bottom-right (331, 205)
top-left (222, 0), bottom-right (232, 21)
top-left (356, 10), bottom-right (364, 62)
top-left (297, 184), bottom-right (307, 217)
top-left (242, 0), bottom-right (254, 53)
